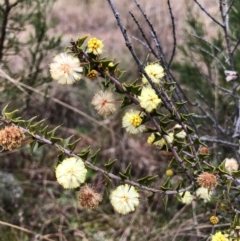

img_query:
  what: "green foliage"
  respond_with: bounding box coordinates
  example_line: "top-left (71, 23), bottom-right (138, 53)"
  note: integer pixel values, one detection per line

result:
top-left (0, 0), bottom-right (61, 106)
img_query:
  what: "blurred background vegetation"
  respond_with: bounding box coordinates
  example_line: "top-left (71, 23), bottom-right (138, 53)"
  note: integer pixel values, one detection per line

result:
top-left (0, 0), bottom-right (237, 240)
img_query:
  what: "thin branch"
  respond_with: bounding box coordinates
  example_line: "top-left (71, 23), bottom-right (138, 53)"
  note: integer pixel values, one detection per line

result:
top-left (219, 0), bottom-right (234, 69)
top-left (106, 0), bottom-right (200, 171)
top-left (192, 46), bottom-right (226, 70)
top-left (225, 0), bottom-right (235, 16)
top-left (196, 93), bottom-right (225, 135)
top-left (232, 100), bottom-right (240, 138)
top-left (167, 0), bottom-right (176, 67)
top-left (104, 1), bottom-right (172, 112)
top-left (0, 116), bottom-right (194, 195)
top-left (134, 0), bottom-right (169, 79)
top-left (198, 136), bottom-right (239, 147)
top-left (0, 62), bottom-right (196, 192)
top-left (0, 220), bottom-right (55, 241)
top-left (0, 0), bottom-right (10, 62)
top-left (132, 0), bottom-right (196, 133)
top-left (190, 54), bottom-right (240, 99)
top-left (192, 200), bottom-right (200, 237)
top-left (130, 36), bottom-right (154, 55)
top-left (129, 12), bottom-right (158, 59)
top-left (193, 0), bottom-right (224, 28)
top-left (191, 33), bottom-right (230, 65)
top-left (232, 37), bottom-right (240, 55)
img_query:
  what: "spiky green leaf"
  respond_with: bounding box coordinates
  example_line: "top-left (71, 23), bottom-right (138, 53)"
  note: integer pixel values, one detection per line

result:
top-left (77, 146), bottom-right (91, 160)
top-left (67, 138), bottom-right (81, 152)
top-left (90, 148), bottom-right (100, 164)
top-left (29, 119), bottom-right (46, 132)
top-left (76, 35), bottom-right (89, 48)
top-left (162, 195), bottom-right (168, 210)
top-left (46, 125), bottom-right (61, 139)
top-left (104, 159), bottom-right (117, 172)
top-left (121, 96), bottom-right (133, 108)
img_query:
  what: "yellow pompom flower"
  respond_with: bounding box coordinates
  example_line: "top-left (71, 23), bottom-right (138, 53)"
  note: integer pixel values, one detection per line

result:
top-left (122, 109), bottom-right (146, 134)
top-left (180, 191), bottom-right (194, 204)
top-left (87, 37), bottom-right (104, 55)
top-left (210, 216), bottom-right (219, 225)
top-left (56, 157), bottom-right (87, 189)
top-left (110, 184), bottom-right (140, 215)
top-left (138, 87), bottom-right (161, 112)
top-left (50, 53), bottom-right (83, 85)
top-left (211, 231), bottom-right (228, 241)
top-left (142, 63), bottom-right (164, 84)
top-left (166, 169), bottom-right (173, 177)
top-left (87, 70), bottom-right (98, 80)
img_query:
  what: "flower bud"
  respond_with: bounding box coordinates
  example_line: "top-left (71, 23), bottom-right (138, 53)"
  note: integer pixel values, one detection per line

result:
top-left (210, 215), bottom-right (219, 224)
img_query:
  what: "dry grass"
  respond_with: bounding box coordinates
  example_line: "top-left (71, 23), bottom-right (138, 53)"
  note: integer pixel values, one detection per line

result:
top-left (51, 0), bottom-right (219, 61)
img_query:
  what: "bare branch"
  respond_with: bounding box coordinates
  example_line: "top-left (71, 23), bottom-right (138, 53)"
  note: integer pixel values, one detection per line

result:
top-left (192, 45), bottom-right (226, 70)
top-left (219, 0), bottom-right (234, 69)
top-left (233, 100), bottom-right (240, 138)
top-left (167, 0), bottom-right (177, 67)
top-left (0, 115), bottom-right (194, 195)
top-left (198, 136), bottom-right (239, 147)
top-left (0, 0), bottom-right (10, 62)
top-left (129, 12), bottom-right (158, 58)
top-left (196, 94), bottom-right (225, 135)
top-left (193, 0), bottom-right (224, 28)
top-left (225, 0), bottom-right (236, 16)
top-left (191, 33), bottom-right (230, 65)
top-left (232, 37), bottom-right (240, 55)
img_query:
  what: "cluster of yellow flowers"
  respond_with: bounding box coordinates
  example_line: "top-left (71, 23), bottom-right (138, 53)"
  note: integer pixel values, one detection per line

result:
top-left (49, 37), bottom-right (104, 85)
top-left (121, 63), bottom-right (164, 134)
top-left (138, 63), bottom-right (164, 112)
top-left (48, 35), bottom-right (240, 222)
top-left (49, 37), bottom-right (165, 137)
top-left (48, 36), bottom-right (143, 214)
top-left (55, 156), bottom-right (139, 214)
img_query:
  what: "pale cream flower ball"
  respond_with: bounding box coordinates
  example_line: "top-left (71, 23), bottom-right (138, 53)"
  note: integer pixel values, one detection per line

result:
top-left (224, 157), bottom-right (239, 173)
top-left (56, 157), bottom-right (87, 189)
top-left (110, 184), bottom-right (140, 214)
